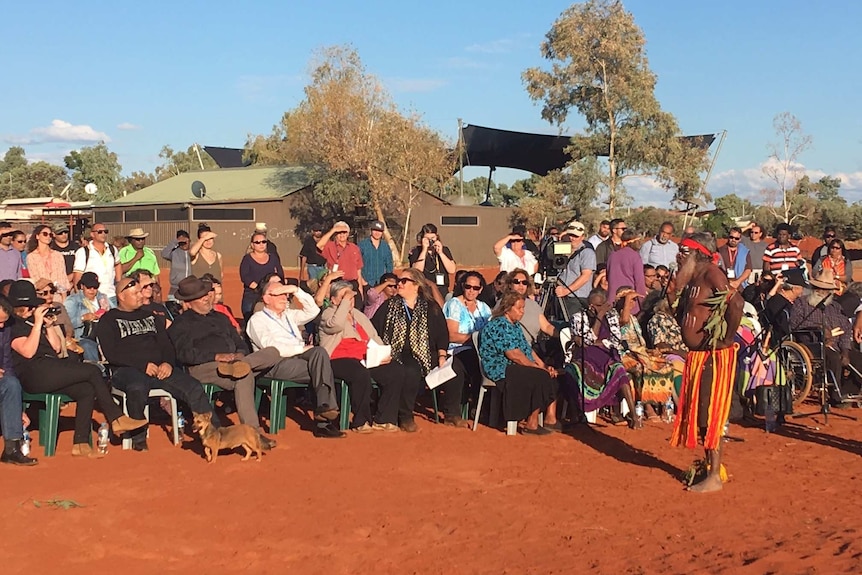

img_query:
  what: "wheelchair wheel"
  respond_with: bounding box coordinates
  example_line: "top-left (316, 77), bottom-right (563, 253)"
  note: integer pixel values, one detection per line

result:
top-left (777, 340), bottom-right (813, 408)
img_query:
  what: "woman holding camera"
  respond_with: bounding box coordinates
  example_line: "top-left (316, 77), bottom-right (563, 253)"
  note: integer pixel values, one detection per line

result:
top-left (409, 223), bottom-right (456, 297)
top-left (8, 281), bottom-right (146, 456)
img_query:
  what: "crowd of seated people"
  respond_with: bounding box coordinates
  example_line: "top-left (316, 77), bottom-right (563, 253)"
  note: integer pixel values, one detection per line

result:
top-left (6, 217), bottom-right (862, 465)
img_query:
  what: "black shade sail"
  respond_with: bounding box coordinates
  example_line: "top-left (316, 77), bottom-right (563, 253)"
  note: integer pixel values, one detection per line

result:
top-left (204, 146), bottom-right (250, 169)
top-left (461, 124), bottom-right (716, 176)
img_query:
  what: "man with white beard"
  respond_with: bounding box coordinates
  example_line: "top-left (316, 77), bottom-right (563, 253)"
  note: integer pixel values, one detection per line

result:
top-left (788, 268), bottom-right (853, 404)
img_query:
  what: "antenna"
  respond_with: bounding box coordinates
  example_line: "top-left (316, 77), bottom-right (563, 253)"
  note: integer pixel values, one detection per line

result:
top-left (191, 180), bottom-right (207, 199)
top-left (84, 183), bottom-right (98, 196)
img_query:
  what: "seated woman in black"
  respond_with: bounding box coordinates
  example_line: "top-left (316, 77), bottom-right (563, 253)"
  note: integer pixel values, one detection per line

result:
top-left (7, 281), bottom-right (146, 457)
top-left (371, 268), bottom-right (468, 431)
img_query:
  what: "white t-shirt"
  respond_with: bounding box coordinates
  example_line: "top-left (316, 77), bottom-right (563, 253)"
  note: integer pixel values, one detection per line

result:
top-left (73, 243), bottom-right (119, 298)
top-left (498, 246), bottom-right (538, 274)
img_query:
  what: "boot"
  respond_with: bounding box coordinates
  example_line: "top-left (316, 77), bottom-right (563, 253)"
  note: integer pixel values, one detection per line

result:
top-left (1, 439), bottom-right (38, 466)
top-left (111, 415), bottom-right (149, 435)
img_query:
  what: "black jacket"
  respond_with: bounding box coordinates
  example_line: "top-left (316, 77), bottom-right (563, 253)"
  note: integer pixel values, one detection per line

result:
top-left (168, 309), bottom-right (249, 366)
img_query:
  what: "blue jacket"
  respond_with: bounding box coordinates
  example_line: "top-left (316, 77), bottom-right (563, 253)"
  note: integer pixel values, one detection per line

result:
top-left (358, 237), bottom-right (393, 286)
top-left (64, 291), bottom-right (112, 338)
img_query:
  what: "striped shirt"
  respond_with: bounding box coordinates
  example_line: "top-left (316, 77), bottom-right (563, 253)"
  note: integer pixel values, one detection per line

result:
top-left (762, 241), bottom-right (802, 272)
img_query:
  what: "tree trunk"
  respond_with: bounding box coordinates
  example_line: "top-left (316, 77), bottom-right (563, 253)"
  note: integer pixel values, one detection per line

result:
top-left (400, 205), bottom-right (414, 267)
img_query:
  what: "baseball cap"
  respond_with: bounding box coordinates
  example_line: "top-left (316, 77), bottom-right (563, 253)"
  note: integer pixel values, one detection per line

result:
top-left (563, 221), bottom-right (586, 238)
top-left (370, 220), bottom-right (385, 232)
top-left (79, 272), bottom-right (100, 289)
top-left (52, 221), bottom-right (70, 233)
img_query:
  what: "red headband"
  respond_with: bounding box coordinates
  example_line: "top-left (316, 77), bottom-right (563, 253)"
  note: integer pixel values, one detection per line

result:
top-left (680, 238), bottom-right (721, 265)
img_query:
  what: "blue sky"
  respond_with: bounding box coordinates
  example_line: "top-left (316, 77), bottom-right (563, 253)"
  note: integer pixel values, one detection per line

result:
top-left (2, 0), bottom-right (860, 206)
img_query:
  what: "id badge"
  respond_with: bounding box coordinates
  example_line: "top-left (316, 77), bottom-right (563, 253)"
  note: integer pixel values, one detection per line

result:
top-left (781, 264), bottom-right (789, 271)
top-left (435, 274), bottom-right (445, 286)
top-left (332, 264), bottom-right (339, 272)
top-left (726, 268), bottom-right (736, 279)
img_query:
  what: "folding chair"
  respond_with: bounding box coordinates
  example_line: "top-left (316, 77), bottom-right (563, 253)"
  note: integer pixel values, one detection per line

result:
top-left (111, 387), bottom-right (181, 448)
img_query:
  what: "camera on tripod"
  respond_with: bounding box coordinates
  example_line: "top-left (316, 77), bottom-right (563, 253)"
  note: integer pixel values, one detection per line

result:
top-left (540, 239), bottom-right (573, 274)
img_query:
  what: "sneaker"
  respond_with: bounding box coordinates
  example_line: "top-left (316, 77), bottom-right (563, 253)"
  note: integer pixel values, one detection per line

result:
top-left (371, 422), bottom-right (400, 433)
top-left (313, 423), bottom-right (346, 439)
top-left (351, 422), bottom-right (374, 434)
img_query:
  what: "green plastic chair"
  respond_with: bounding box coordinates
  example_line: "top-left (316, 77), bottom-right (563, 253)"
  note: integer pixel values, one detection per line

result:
top-left (22, 392), bottom-right (75, 457)
top-left (337, 379), bottom-right (380, 431)
top-left (256, 377), bottom-right (308, 433)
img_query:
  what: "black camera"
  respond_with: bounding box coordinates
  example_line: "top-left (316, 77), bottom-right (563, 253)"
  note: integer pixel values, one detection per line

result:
top-left (540, 239), bottom-right (573, 274)
top-left (46, 305), bottom-right (62, 316)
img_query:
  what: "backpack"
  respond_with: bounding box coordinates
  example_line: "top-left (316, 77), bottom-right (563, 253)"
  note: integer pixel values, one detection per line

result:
top-left (81, 244), bottom-right (118, 268)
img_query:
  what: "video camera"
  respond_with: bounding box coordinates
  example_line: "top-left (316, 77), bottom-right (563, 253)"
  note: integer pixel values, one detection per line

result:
top-left (540, 239), bottom-right (573, 275)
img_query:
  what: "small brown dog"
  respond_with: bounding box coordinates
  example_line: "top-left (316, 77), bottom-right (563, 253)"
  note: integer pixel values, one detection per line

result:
top-left (192, 412), bottom-right (263, 463)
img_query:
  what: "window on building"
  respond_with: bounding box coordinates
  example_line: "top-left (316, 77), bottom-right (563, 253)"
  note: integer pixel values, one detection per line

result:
top-left (97, 210), bottom-right (124, 223)
top-left (124, 209), bottom-right (156, 222)
top-left (440, 216), bottom-right (479, 226)
top-left (157, 208), bottom-right (187, 221)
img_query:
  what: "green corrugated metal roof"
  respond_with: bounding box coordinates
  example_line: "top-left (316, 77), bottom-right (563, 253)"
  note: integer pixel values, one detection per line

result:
top-left (108, 165), bottom-right (313, 205)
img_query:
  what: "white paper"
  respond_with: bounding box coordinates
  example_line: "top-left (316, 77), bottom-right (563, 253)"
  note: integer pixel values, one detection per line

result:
top-left (362, 340), bottom-right (391, 369)
top-left (425, 356), bottom-right (456, 389)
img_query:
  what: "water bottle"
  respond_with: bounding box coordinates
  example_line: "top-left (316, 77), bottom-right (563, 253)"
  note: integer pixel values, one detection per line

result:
top-left (764, 388), bottom-right (777, 433)
top-left (97, 422), bottom-right (110, 454)
top-left (21, 425), bottom-right (31, 456)
top-left (634, 401), bottom-right (644, 429)
top-left (177, 412), bottom-right (186, 437)
top-left (664, 397), bottom-right (675, 424)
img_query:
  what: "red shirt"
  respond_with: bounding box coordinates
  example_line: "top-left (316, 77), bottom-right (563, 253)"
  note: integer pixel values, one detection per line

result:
top-left (214, 303), bottom-right (240, 330)
top-left (330, 321), bottom-right (369, 361)
top-left (321, 241), bottom-right (363, 281)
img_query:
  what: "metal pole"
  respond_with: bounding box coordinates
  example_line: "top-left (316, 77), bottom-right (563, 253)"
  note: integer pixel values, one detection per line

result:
top-left (194, 143), bottom-right (205, 171)
top-left (457, 118), bottom-right (464, 202)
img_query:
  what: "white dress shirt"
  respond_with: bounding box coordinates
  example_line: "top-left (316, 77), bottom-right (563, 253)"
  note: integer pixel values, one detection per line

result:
top-left (246, 288), bottom-right (320, 357)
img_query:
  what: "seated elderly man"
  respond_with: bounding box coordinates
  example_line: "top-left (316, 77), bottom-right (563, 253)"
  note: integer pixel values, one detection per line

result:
top-left (246, 280), bottom-right (344, 438)
top-left (789, 269), bottom-right (854, 403)
top-left (97, 275), bottom-right (218, 451)
top-left (168, 276), bottom-right (278, 448)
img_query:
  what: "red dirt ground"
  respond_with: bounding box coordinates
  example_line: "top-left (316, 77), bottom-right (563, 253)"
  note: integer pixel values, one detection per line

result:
top-left (2, 397), bottom-right (861, 575)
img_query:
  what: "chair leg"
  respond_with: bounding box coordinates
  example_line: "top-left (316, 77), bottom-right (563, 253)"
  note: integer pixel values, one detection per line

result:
top-left (506, 421), bottom-right (518, 436)
top-left (489, 388), bottom-right (501, 429)
top-left (44, 394), bottom-right (61, 457)
top-left (339, 380), bottom-right (350, 431)
top-left (38, 408), bottom-right (47, 447)
top-left (269, 381), bottom-right (286, 434)
top-left (170, 396), bottom-right (180, 446)
top-left (473, 387), bottom-right (486, 432)
top-left (431, 389), bottom-right (440, 423)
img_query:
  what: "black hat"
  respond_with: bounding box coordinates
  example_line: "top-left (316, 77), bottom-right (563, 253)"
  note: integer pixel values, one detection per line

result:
top-left (78, 272), bottom-right (100, 289)
top-left (176, 276), bottom-right (213, 302)
top-left (8, 280), bottom-right (43, 308)
top-left (781, 269), bottom-right (808, 287)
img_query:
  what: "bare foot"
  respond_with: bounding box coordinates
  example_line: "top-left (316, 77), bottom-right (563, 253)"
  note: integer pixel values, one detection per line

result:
top-left (687, 474), bottom-right (723, 493)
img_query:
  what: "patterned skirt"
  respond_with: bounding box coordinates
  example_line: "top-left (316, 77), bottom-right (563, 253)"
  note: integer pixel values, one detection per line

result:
top-left (562, 345), bottom-right (632, 413)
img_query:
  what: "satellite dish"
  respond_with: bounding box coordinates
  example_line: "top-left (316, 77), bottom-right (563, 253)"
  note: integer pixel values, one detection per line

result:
top-left (84, 183), bottom-right (98, 196)
top-left (191, 180), bottom-right (207, 199)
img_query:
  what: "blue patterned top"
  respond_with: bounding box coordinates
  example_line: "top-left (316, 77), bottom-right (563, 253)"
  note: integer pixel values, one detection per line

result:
top-left (479, 315), bottom-right (534, 382)
top-left (442, 297), bottom-right (491, 352)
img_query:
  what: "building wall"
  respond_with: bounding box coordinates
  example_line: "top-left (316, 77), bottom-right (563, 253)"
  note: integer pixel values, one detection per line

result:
top-left (92, 193), bottom-right (515, 270)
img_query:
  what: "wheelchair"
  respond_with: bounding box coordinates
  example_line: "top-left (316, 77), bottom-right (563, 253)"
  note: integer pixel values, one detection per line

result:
top-left (777, 328), bottom-right (842, 409)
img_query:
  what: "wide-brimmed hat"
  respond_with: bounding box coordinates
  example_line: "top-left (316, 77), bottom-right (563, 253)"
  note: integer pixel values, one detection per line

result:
top-left (809, 268), bottom-right (838, 290)
top-left (126, 228), bottom-right (149, 239)
top-left (175, 276), bottom-right (213, 301)
top-left (34, 278), bottom-right (54, 292)
top-left (8, 280), bottom-right (43, 308)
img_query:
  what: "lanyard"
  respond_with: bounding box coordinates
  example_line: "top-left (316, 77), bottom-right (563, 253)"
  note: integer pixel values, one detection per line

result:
top-left (263, 309), bottom-right (297, 339)
top-left (403, 301), bottom-right (413, 322)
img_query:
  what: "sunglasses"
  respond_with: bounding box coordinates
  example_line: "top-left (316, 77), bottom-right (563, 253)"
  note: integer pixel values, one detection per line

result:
top-left (615, 227), bottom-right (627, 231)
top-left (825, 234), bottom-right (836, 239)
top-left (120, 279), bottom-right (138, 292)
top-left (728, 236), bottom-right (741, 240)
top-left (252, 240), bottom-right (267, 245)
top-left (178, 241), bottom-right (188, 246)
top-left (463, 284), bottom-right (482, 292)
top-left (140, 283), bottom-right (154, 289)
top-left (511, 279), bottom-right (529, 286)
top-left (397, 277), bottom-right (417, 285)
top-left (36, 289), bottom-right (55, 296)
top-left (55, 230), bottom-right (68, 235)
top-left (510, 238), bottom-right (524, 243)
top-left (39, 231), bottom-right (54, 238)
top-left (93, 229), bottom-right (109, 234)
top-left (13, 239), bottom-right (25, 244)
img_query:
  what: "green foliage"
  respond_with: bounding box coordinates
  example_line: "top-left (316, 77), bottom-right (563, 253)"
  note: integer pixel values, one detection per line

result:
top-left (700, 212), bottom-right (734, 237)
top-left (713, 193), bottom-right (755, 219)
top-left (512, 160), bottom-right (601, 230)
top-left (64, 142), bottom-right (124, 202)
top-left (0, 147), bottom-right (69, 201)
top-left (155, 145), bottom-right (218, 181)
top-left (523, 0), bottom-right (708, 216)
top-left (626, 207), bottom-right (683, 237)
